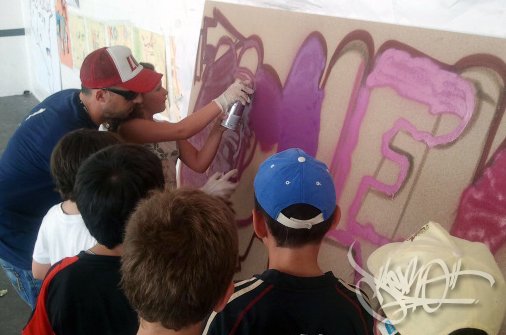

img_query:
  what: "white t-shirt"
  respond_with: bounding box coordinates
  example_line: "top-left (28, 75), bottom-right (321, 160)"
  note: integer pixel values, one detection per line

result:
top-left (33, 203), bottom-right (97, 265)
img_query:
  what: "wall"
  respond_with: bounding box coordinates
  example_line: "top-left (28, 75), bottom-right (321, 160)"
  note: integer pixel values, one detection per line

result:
top-left (183, 0), bottom-right (506, 271)
top-left (0, 0), bottom-right (31, 97)
top-left (10, 1), bottom-right (506, 106)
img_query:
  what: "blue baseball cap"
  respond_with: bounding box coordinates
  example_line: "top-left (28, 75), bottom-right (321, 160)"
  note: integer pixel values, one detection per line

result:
top-left (254, 148), bottom-right (337, 229)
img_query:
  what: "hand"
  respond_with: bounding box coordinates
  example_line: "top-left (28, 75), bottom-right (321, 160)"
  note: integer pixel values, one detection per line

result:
top-left (200, 169), bottom-right (239, 200)
top-left (213, 80), bottom-right (254, 112)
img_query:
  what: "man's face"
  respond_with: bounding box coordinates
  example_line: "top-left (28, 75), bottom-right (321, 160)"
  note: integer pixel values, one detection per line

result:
top-left (102, 87), bottom-right (143, 120)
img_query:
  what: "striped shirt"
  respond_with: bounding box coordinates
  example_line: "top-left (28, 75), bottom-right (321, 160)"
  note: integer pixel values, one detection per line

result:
top-left (203, 269), bottom-right (374, 335)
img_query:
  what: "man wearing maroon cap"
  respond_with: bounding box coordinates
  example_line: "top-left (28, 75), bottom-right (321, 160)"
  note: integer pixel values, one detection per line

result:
top-left (79, 45), bottom-right (162, 123)
top-left (0, 46), bottom-right (160, 309)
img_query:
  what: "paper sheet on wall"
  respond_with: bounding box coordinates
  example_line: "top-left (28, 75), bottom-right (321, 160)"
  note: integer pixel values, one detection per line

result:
top-left (55, 0), bottom-right (73, 67)
top-left (29, 0), bottom-right (61, 93)
top-left (106, 23), bottom-right (135, 51)
top-left (166, 36), bottom-right (183, 121)
top-left (133, 28), bottom-right (168, 113)
top-left (86, 19), bottom-right (107, 54)
top-left (68, 13), bottom-right (88, 69)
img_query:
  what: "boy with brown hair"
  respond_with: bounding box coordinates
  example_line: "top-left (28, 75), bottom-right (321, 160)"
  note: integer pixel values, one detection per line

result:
top-left (204, 148), bottom-right (374, 335)
top-left (32, 129), bottom-right (121, 280)
top-left (121, 188), bottom-right (239, 335)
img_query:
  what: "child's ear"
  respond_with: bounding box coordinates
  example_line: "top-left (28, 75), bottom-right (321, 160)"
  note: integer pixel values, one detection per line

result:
top-left (213, 282), bottom-right (234, 312)
top-left (331, 206), bottom-right (341, 230)
top-left (252, 209), bottom-right (268, 239)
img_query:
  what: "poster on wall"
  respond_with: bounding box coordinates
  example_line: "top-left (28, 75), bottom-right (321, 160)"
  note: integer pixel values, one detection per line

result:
top-left (133, 29), bottom-right (168, 114)
top-left (65, 0), bottom-right (79, 8)
top-left (67, 12), bottom-right (88, 68)
top-left (86, 18), bottom-right (107, 55)
top-left (107, 22), bottom-right (135, 51)
top-left (133, 29), bottom-right (167, 85)
top-left (166, 36), bottom-right (183, 121)
top-left (181, 1), bottom-right (506, 287)
top-left (29, 0), bottom-right (62, 93)
top-left (55, 0), bottom-right (72, 67)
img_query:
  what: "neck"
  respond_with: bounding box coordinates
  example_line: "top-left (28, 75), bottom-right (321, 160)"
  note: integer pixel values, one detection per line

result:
top-left (138, 319), bottom-right (202, 335)
top-left (88, 243), bottom-right (123, 257)
top-left (79, 92), bottom-right (103, 126)
top-left (61, 200), bottom-right (80, 215)
top-left (138, 106), bottom-right (153, 120)
top-left (138, 104), bottom-right (166, 121)
top-left (267, 242), bottom-right (324, 277)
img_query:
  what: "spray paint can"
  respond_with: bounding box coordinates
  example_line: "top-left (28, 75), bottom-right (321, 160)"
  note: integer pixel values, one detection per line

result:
top-left (221, 100), bottom-right (247, 130)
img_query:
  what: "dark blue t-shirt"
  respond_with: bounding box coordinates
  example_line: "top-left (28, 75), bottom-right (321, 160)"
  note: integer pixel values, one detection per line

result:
top-left (0, 89), bottom-right (97, 270)
top-left (204, 270), bottom-right (374, 335)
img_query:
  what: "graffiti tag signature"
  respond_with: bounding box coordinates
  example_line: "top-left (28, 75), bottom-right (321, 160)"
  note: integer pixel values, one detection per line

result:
top-left (347, 243), bottom-right (496, 324)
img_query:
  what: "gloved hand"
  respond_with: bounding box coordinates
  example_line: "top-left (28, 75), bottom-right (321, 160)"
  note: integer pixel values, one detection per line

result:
top-left (213, 80), bottom-right (254, 113)
top-left (200, 169), bottom-right (239, 200)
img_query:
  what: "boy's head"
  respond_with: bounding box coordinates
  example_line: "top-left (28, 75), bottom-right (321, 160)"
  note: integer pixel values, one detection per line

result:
top-left (253, 148), bottom-right (339, 247)
top-left (121, 188), bottom-right (238, 331)
top-left (50, 129), bottom-right (121, 200)
top-left (74, 143), bottom-right (164, 249)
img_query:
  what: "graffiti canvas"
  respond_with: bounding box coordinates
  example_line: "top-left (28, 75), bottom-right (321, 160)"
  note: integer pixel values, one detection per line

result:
top-left (181, 1), bottom-right (506, 298)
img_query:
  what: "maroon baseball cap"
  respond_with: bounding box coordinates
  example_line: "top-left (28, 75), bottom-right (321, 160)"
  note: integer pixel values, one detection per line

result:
top-left (80, 46), bottom-right (162, 93)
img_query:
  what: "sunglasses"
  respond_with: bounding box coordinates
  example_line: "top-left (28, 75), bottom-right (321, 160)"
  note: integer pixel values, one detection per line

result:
top-left (103, 88), bottom-right (139, 101)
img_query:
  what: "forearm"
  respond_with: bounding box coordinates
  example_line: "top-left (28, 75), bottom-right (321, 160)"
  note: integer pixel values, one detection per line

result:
top-left (118, 101), bottom-right (222, 144)
top-left (179, 126), bottom-right (226, 173)
top-left (177, 101), bottom-right (223, 138)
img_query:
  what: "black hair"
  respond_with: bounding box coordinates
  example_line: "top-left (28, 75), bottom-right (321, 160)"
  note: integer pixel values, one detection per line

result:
top-left (139, 62), bottom-right (155, 70)
top-left (80, 85), bottom-right (92, 95)
top-left (254, 196), bottom-right (336, 247)
top-left (74, 143), bottom-right (165, 248)
top-left (398, 329), bottom-right (489, 335)
top-left (448, 329), bottom-right (487, 335)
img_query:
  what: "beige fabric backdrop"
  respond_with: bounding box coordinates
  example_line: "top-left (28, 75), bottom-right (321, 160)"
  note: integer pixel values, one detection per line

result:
top-left (182, 2), bottom-right (506, 331)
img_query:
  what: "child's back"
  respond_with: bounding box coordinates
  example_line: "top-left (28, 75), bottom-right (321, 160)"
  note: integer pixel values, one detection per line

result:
top-left (32, 129), bottom-right (120, 279)
top-left (204, 148), bottom-right (374, 335)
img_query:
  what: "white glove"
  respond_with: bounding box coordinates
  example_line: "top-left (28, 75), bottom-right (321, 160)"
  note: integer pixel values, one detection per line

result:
top-left (200, 169), bottom-right (239, 200)
top-left (213, 80), bottom-right (254, 112)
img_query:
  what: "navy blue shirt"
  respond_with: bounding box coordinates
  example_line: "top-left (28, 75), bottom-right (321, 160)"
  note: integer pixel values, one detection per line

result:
top-left (0, 89), bottom-right (97, 269)
top-left (203, 270), bottom-right (374, 335)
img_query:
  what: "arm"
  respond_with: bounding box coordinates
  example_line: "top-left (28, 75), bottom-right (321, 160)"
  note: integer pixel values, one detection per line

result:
top-left (32, 260), bottom-right (51, 280)
top-left (118, 100), bottom-right (222, 144)
top-left (32, 216), bottom-right (51, 280)
top-left (119, 80), bottom-right (254, 144)
top-left (178, 119), bottom-right (226, 173)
